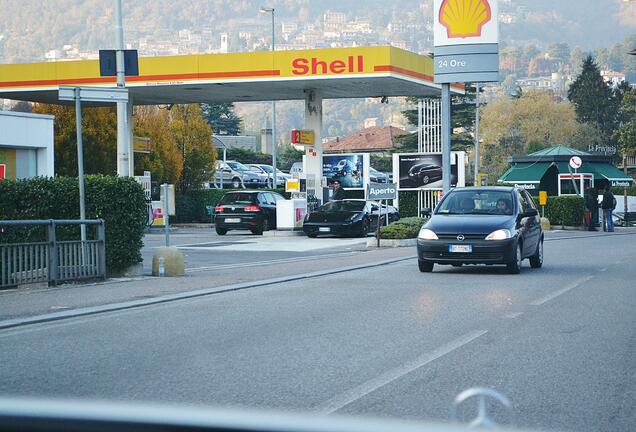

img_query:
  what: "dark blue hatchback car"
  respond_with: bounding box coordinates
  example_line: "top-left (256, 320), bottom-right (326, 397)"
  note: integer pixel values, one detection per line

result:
top-left (416, 187), bottom-right (543, 274)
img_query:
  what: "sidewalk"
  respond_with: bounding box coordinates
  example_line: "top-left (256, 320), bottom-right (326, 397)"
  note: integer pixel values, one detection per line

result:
top-left (0, 247), bottom-right (416, 322)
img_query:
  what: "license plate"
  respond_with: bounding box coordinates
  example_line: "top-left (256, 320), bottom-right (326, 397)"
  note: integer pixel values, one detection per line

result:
top-left (449, 244), bottom-right (472, 253)
top-left (319, 227), bottom-right (331, 232)
top-left (225, 218), bottom-right (241, 223)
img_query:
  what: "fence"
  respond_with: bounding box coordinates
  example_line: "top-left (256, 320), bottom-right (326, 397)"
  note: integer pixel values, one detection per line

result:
top-left (0, 220), bottom-right (106, 289)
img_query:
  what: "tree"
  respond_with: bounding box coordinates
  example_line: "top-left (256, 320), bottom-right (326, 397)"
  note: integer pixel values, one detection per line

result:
top-left (170, 104), bottom-right (217, 192)
top-left (480, 91), bottom-right (579, 178)
top-left (200, 103), bottom-right (243, 136)
top-left (615, 89), bottom-right (636, 156)
top-left (277, 144), bottom-right (304, 171)
top-left (548, 42), bottom-right (570, 62)
top-left (32, 103), bottom-right (117, 176)
top-left (134, 106), bottom-right (184, 184)
top-left (567, 55), bottom-right (616, 138)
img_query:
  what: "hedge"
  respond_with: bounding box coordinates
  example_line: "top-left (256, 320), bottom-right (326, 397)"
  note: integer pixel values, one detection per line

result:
top-left (543, 195), bottom-right (585, 227)
top-left (379, 217), bottom-right (427, 239)
top-left (0, 176), bottom-right (148, 273)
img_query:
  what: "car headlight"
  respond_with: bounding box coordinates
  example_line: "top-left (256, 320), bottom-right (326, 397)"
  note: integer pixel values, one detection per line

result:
top-left (418, 228), bottom-right (438, 240)
top-left (485, 229), bottom-right (512, 240)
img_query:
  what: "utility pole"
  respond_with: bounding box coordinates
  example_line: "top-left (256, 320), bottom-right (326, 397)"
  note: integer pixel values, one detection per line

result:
top-left (473, 82), bottom-right (481, 186)
top-left (115, 0), bottom-right (130, 176)
top-left (441, 83), bottom-right (451, 193)
top-left (260, 6), bottom-right (277, 189)
top-left (75, 88), bottom-right (87, 243)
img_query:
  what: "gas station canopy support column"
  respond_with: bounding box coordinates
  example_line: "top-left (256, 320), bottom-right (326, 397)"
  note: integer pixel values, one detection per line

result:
top-left (303, 89), bottom-right (323, 202)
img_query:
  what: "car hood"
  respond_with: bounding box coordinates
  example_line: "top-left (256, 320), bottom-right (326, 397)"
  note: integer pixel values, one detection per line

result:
top-left (425, 214), bottom-right (515, 236)
top-left (307, 211), bottom-right (361, 223)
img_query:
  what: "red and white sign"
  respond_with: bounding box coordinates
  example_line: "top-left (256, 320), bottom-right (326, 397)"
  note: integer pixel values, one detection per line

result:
top-left (0, 164), bottom-right (5, 180)
top-left (569, 156), bottom-right (582, 170)
top-left (434, 0), bottom-right (499, 46)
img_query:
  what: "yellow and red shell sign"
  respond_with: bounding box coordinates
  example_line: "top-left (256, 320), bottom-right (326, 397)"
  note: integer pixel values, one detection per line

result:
top-left (439, 0), bottom-right (492, 38)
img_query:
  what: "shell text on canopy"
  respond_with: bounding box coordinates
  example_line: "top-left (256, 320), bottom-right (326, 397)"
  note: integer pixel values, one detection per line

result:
top-left (439, 0), bottom-right (492, 39)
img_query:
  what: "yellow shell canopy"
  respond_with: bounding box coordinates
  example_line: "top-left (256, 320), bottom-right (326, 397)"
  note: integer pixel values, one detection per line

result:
top-left (440, 0), bottom-right (492, 38)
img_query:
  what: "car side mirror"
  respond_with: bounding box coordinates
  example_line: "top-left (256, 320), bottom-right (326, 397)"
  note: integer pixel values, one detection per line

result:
top-left (421, 208), bottom-right (432, 217)
top-left (525, 208), bottom-right (538, 217)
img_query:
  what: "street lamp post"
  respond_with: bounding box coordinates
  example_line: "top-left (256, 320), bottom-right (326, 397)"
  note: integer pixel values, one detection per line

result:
top-left (260, 6), bottom-right (277, 189)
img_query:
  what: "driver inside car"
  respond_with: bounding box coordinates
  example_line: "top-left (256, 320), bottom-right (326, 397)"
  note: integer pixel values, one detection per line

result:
top-left (496, 198), bottom-right (512, 215)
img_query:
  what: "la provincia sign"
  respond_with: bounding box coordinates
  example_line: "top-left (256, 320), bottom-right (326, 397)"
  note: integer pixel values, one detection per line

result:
top-left (434, 0), bottom-right (499, 84)
top-left (367, 183), bottom-right (398, 200)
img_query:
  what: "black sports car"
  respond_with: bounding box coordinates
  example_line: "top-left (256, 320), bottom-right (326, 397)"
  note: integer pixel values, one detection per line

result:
top-left (303, 199), bottom-right (399, 238)
top-left (416, 187), bottom-right (543, 274)
top-left (408, 162), bottom-right (443, 186)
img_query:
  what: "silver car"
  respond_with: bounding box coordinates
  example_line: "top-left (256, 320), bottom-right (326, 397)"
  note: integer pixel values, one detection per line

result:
top-left (215, 160), bottom-right (265, 189)
top-left (248, 164), bottom-right (291, 188)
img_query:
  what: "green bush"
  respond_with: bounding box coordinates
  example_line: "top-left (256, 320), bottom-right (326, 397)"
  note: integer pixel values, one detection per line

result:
top-left (397, 191), bottom-right (419, 217)
top-left (380, 217), bottom-right (427, 239)
top-left (611, 186), bottom-right (636, 196)
top-left (0, 175), bottom-right (148, 273)
top-left (174, 188), bottom-right (290, 223)
top-left (544, 195), bottom-right (585, 227)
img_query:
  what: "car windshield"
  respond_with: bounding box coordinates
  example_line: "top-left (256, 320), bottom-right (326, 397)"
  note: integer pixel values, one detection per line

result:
top-left (259, 165), bottom-right (274, 173)
top-left (227, 162), bottom-right (251, 172)
top-left (219, 193), bottom-right (256, 204)
top-left (436, 191), bottom-right (514, 215)
top-left (320, 201), bottom-right (366, 212)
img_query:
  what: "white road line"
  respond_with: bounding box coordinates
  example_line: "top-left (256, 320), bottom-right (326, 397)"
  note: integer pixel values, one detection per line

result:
top-left (504, 312), bottom-right (523, 319)
top-left (599, 267), bottom-right (608, 272)
top-left (315, 329), bottom-right (488, 415)
top-left (530, 275), bottom-right (594, 306)
top-left (186, 252), bottom-right (358, 272)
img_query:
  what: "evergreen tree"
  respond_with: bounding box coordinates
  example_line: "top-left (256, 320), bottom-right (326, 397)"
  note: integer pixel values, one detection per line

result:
top-left (567, 55), bottom-right (616, 137)
top-left (200, 103), bottom-right (242, 136)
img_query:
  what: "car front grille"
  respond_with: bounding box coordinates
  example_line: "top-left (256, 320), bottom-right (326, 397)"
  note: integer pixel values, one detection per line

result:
top-left (421, 251), bottom-right (503, 261)
top-left (436, 234), bottom-right (486, 240)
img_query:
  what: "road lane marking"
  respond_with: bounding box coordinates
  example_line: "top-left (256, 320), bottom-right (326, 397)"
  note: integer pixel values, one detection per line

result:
top-left (316, 330), bottom-right (488, 414)
top-left (504, 312), bottom-right (523, 319)
top-left (599, 267), bottom-right (608, 272)
top-left (530, 275), bottom-right (594, 306)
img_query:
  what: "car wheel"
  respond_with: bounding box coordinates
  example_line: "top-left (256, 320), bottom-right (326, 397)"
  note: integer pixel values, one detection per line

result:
top-left (252, 217), bottom-right (269, 235)
top-left (359, 218), bottom-right (370, 237)
top-left (422, 175), bottom-right (430, 185)
top-left (529, 239), bottom-right (543, 268)
top-left (506, 242), bottom-right (523, 274)
top-left (418, 260), bottom-right (434, 272)
top-left (231, 178), bottom-right (241, 189)
top-left (215, 227), bottom-right (227, 236)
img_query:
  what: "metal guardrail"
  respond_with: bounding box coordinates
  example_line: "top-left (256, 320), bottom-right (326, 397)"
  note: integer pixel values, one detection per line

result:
top-left (0, 220), bottom-right (106, 289)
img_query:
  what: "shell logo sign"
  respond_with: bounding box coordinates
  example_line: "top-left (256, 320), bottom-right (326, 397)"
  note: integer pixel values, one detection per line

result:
top-left (439, 0), bottom-right (492, 38)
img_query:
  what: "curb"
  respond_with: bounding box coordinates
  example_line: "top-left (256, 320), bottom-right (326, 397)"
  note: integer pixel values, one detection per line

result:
top-left (0, 255), bottom-right (416, 331)
top-left (366, 238), bottom-right (417, 248)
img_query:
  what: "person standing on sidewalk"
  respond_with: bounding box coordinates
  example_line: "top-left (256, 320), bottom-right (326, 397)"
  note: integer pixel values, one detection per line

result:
top-left (585, 187), bottom-right (598, 231)
top-left (601, 185), bottom-right (616, 232)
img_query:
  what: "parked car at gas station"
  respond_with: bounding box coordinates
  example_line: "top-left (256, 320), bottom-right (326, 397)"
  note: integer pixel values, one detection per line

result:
top-left (214, 191), bottom-right (285, 235)
top-left (303, 199), bottom-right (399, 238)
top-left (215, 161), bottom-right (266, 189)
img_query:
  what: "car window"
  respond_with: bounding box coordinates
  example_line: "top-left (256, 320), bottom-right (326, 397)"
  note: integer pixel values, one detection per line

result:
top-left (264, 193), bottom-right (276, 205)
top-left (522, 190), bottom-right (537, 209)
top-left (227, 161), bottom-right (250, 172)
top-left (320, 201), bottom-right (366, 212)
top-left (220, 193), bottom-right (257, 205)
top-left (517, 192), bottom-right (528, 213)
top-left (272, 193), bottom-right (284, 202)
top-left (437, 191), bottom-right (515, 215)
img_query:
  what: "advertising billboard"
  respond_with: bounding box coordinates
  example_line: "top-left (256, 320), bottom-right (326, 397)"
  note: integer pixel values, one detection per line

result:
top-left (393, 152), bottom-right (465, 190)
top-left (433, 0), bottom-right (499, 84)
top-left (322, 153), bottom-right (369, 190)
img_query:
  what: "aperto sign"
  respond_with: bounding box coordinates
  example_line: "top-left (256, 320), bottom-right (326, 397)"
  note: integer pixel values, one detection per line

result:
top-left (367, 183), bottom-right (398, 200)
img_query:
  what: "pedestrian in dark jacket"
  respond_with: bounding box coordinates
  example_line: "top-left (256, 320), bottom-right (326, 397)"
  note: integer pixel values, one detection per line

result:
top-left (601, 186), bottom-right (616, 232)
top-left (331, 180), bottom-right (345, 201)
top-left (585, 187), bottom-right (598, 231)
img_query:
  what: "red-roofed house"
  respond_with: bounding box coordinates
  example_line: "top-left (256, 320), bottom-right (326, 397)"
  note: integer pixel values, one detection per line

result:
top-left (324, 126), bottom-right (409, 154)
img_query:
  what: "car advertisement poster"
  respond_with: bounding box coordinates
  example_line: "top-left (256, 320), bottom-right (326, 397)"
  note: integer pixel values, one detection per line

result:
top-left (393, 152), bottom-right (465, 190)
top-left (322, 153), bottom-right (369, 190)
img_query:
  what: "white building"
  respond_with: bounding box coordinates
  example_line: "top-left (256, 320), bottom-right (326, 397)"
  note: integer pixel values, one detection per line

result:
top-left (0, 111), bottom-right (55, 179)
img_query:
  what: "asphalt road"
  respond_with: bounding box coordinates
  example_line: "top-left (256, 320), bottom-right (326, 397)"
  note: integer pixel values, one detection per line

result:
top-left (0, 233), bottom-right (634, 432)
